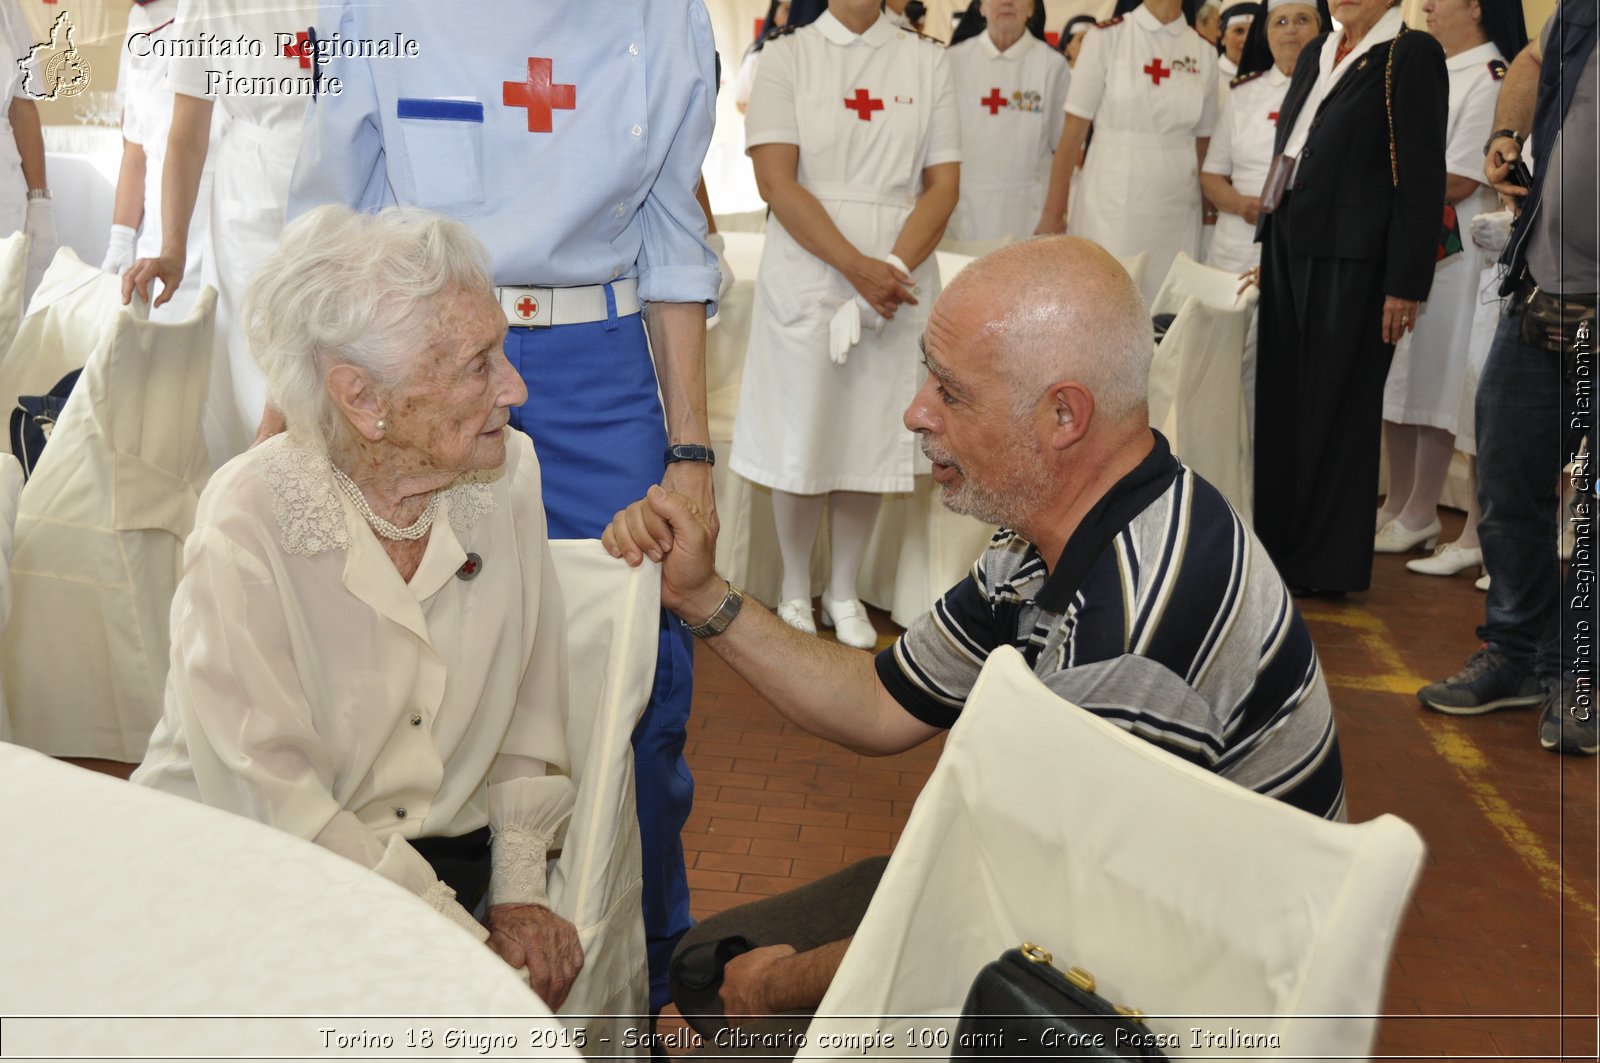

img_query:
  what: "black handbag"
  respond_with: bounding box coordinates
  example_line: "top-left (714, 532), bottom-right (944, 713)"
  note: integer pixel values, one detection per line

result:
top-left (951, 943), bottom-right (1170, 1059)
top-left (9, 369), bottom-right (81, 480)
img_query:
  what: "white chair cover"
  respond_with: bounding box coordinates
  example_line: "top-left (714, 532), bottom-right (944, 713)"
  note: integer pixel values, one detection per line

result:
top-left (937, 235), bottom-right (1010, 257)
top-left (1149, 250), bottom-right (1251, 318)
top-left (713, 209), bottom-right (769, 234)
top-left (0, 232), bottom-right (28, 359)
top-left (545, 540), bottom-right (660, 1051)
top-left (0, 247), bottom-right (143, 456)
top-left (0, 743), bottom-right (571, 1058)
top-left (803, 647), bottom-right (1424, 1061)
top-left (1147, 293), bottom-right (1259, 519)
top-left (0, 453), bottom-right (22, 743)
top-left (4, 287), bottom-right (216, 761)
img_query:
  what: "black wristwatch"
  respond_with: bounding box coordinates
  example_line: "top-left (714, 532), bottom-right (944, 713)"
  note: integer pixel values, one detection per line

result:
top-left (1483, 128), bottom-right (1523, 156)
top-left (664, 444), bottom-right (716, 466)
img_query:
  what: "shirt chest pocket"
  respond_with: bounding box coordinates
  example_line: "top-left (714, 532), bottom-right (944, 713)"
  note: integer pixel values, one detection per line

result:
top-left (395, 98), bottom-right (486, 216)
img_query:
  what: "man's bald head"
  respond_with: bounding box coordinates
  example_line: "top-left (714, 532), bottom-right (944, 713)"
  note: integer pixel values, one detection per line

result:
top-left (939, 237), bottom-right (1150, 425)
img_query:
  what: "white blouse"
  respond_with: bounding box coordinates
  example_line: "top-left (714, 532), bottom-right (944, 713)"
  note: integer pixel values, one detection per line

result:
top-left (134, 429), bottom-right (574, 936)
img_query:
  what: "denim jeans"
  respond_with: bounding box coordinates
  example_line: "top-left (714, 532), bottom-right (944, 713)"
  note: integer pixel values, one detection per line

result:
top-left (1474, 309), bottom-right (1595, 679)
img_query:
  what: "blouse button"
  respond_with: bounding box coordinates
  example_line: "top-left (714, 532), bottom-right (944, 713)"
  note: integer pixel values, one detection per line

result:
top-left (393, 807), bottom-right (407, 819)
top-left (628, 43), bottom-right (639, 56)
top-left (631, 124), bottom-right (643, 138)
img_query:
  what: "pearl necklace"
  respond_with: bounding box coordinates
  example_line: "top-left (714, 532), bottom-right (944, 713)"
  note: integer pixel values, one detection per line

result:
top-left (330, 463), bottom-right (440, 541)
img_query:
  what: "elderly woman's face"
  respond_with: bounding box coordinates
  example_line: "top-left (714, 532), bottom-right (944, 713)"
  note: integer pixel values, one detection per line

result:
top-left (385, 286), bottom-right (524, 478)
top-left (1197, 6), bottom-right (1222, 43)
top-left (1267, 3), bottom-right (1320, 71)
top-left (1222, 16), bottom-right (1253, 62)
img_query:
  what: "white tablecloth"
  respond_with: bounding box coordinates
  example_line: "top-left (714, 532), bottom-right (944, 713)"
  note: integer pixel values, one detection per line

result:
top-left (1, 743), bottom-right (583, 1061)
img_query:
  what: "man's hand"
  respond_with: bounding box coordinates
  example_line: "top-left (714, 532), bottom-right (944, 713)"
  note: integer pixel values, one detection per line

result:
top-left (719, 944), bottom-right (798, 1027)
top-left (847, 254), bottom-right (916, 320)
top-left (603, 485), bottom-right (726, 621)
top-left (122, 251), bottom-right (185, 308)
top-left (1483, 136), bottom-right (1529, 215)
top-left (485, 903), bottom-right (583, 1010)
top-left (661, 459), bottom-right (717, 541)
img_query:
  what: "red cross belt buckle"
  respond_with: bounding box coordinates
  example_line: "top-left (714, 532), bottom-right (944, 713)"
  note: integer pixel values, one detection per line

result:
top-left (515, 295), bottom-right (539, 321)
top-left (844, 88), bottom-right (884, 120)
top-left (500, 287), bottom-right (553, 327)
top-left (1144, 58), bottom-right (1171, 85)
top-left (504, 57), bottom-right (576, 133)
top-left (980, 88), bottom-right (1007, 115)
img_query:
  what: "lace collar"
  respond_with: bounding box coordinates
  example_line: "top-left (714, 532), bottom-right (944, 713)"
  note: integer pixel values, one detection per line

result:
top-left (260, 435), bottom-right (500, 557)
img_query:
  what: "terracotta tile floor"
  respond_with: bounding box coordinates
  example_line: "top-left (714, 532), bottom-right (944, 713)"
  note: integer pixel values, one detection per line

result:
top-left (666, 511), bottom-right (1600, 1058)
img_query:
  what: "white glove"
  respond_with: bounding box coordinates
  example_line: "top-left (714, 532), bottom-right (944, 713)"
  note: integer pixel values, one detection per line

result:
top-left (885, 253), bottom-right (920, 301)
top-left (828, 299), bottom-right (862, 365)
top-left (707, 230), bottom-right (734, 302)
top-left (1469, 209), bottom-right (1513, 253)
top-left (854, 293), bottom-right (885, 332)
top-left (101, 223), bottom-right (137, 275)
top-left (23, 195), bottom-right (56, 303)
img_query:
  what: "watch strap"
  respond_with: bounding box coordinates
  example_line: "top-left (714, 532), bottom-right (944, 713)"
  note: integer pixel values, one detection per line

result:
top-left (687, 581), bottom-right (743, 638)
top-left (1483, 128), bottom-right (1523, 156)
top-left (664, 443), bottom-right (716, 466)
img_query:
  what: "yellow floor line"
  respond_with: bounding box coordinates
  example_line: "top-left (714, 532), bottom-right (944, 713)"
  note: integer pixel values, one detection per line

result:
top-left (1304, 606), bottom-right (1599, 923)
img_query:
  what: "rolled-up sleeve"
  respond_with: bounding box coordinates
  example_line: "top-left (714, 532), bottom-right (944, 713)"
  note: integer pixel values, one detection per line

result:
top-left (286, 0), bottom-right (391, 218)
top-left (635, 0), bottom-right (719, 308)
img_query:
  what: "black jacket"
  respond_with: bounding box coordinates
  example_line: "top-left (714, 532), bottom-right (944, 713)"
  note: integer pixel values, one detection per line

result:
top-left (1260, 26), bottom-right (1448, 301)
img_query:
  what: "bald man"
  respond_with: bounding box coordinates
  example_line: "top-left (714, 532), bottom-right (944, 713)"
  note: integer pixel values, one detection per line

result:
top-left (604, 236), bottom-right (1343, 1039)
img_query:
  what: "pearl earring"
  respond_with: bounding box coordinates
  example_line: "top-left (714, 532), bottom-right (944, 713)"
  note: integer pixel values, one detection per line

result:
top-left (375, 418), bottom-right (386, 433)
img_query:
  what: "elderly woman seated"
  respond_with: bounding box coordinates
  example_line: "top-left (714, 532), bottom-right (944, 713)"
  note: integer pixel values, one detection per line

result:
top-left (132, 205), bottom-right (582, 1006)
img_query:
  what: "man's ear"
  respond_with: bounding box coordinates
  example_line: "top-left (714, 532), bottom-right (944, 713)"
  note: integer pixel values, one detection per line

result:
top-left (1048, 381), bottom-right (1093, 449)
top-left (326, 364), bottom-right (385, 442)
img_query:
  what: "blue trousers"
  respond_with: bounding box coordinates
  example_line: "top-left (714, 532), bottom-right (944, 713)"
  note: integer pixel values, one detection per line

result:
top-left (1474, 308), bottom-right (1595, 679)
top-left (505, 307), bottom-right (695, 1010)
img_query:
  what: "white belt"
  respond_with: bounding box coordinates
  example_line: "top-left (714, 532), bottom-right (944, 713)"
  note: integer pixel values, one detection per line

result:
top-left (1091, 129), bottom-right (1194, 150)
top-left (804, 181), bottom-right (916, 210)
top-left (496, 277), bottom-right (640, 328)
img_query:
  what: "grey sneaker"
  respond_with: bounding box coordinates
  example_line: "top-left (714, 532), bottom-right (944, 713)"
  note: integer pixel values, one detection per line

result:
top-left (1418, 647), bottom-right (1545, 715)
top-left (1538, 675), bottom-right (1599, 755)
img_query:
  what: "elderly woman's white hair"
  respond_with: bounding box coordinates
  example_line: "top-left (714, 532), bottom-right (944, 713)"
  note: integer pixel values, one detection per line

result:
top-left (245, 205), bottom-right (495, 445)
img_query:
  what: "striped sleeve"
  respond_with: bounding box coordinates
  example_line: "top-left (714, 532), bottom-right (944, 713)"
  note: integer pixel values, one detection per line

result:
top-left (876, 571), bottom-right (1003, 729)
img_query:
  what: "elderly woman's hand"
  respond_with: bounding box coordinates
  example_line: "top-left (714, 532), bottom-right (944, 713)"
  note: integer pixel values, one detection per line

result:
top-left (486, 904), bottom-right (584, 1009)
top-left (847, 253), bottom-right (917, 321)
top-left (1382, 296), bottom-right (1420, 345)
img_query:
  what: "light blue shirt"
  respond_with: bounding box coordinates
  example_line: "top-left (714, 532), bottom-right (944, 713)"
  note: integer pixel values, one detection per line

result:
top-left (287, 0), bottom-right (719, 305)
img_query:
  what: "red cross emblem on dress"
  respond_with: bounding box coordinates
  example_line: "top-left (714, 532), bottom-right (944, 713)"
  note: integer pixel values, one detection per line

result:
top-left (284, 31), bottom-right (312, 69)
top-left (1143, 58), bottom-right (1171, 85)
top-left (844, 88), bottom-right (884, 121)
top-left (504, 58), bottom-right (577, 133)
top-left (980, 88), bottom-right (1007, 115)
top-left (515, 295), bottom-right (540, 321)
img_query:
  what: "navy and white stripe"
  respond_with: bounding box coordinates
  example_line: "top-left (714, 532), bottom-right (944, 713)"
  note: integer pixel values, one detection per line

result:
top-left (877, 437), bottom-right (1344, 820)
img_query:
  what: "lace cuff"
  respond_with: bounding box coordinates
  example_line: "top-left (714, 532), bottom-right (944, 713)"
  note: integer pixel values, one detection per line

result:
top-left (423, 880), bottom-right (490, 942)
top-left (487, 824), bottom-right (553, 908)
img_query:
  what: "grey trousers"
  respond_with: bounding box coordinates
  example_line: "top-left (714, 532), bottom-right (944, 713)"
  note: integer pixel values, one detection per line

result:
top-left (669, 857), bottom-right (890, 1058)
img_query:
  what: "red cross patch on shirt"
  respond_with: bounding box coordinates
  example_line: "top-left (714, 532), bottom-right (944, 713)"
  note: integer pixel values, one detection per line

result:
top-left (844, 88), bottom-right (884, 120)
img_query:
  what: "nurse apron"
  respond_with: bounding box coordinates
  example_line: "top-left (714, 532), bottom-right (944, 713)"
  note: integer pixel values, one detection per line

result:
top-left (1383, 42), bottom-right (1505, 435)
top-left (730, 16), bottom-right (959, 495)
top-left (1066, 9), bottom-right (1216, 303)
